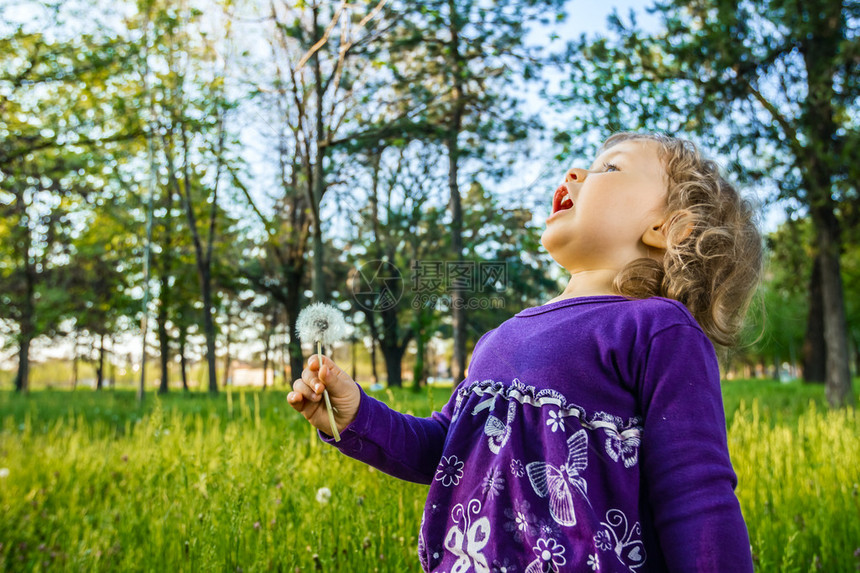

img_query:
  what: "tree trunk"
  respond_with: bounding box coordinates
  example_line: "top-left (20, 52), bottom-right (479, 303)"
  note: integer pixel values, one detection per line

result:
top-left (157, 323), bottom-right (170, 393)
top-left (378, 303), bottom-right (414, 388)
top-left (802, 3), bottom-right (853, 408)
top-left (14, 333), bottom-right (31, 394)
top-left (157, 184), bottom-right (174, 395)
top-left (852, 333), bottom-right (860, 378)
top-left (262, 317), bottom-right (272, 390)
top-left (802, 255), bottom-right (826, 383)
top-left (382, 346), bottom-right (405, 389)
top-left (72, 332), bottom-right (79, 390)
top-left (176, 117), bottom-right (221, 395)
top-left (310, 3), bottom-right (328, 304)
top-left (810, 203), bottom-right (853, 407)
top-left (370, 338), bottom-right (379, 384)
top-left (179, 326), bottom-right (189, 391)
top-left (14, 225), bottom-right (35, 394)
top-left (413, 329), bottom-right (425, 392)
top-left (201, 271), bottom-right (218, 393)
top-left (350, 334), bottom-right (358, 383)
top-left (223, 313), bottom-right (232, 388)
top-left (284, 289), bottom-right (304, 387)
top-left (447, 0), bottom-right (467, 388)
top-left (95, 332), bottom-right (106, 390)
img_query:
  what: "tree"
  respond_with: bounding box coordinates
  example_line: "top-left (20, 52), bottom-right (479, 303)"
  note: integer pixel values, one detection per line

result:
top-left (63, 200), bottom-right (138, 389)
top-left (555, 0), bottom-right (858, 406)
top-left (343, 142), bottom-right (447, 388)
top-left (342, 141), bottom-right (558, 388)
top-left (260, 0), bottom-right (393, 305)
top-left (747, 218), bottom-right (812, 379)
top-left (230, 0), bottom-right (395, 382)
top-left (0, 4), bottom-right (139, 391)
top-left (370, 0), bottom-right (567, 386)
top-left (134, 0), bottom-right (240, 394)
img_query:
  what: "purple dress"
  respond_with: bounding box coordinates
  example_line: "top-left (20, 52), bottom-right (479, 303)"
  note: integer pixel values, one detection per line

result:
top-left (321, 296), bottom-right (753, 572)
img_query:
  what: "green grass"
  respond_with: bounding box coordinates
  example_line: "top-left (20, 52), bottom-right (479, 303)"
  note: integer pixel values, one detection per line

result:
top-left (0, 381), bottom-right (858, 572)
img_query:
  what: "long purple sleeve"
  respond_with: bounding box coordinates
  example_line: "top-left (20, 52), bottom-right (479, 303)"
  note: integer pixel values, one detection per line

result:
top-left (637, 325), bottom-right (753, 572)
top-left (320, 296), bottom-right (754, 572)
top-left (319, 384), bottom-right (453, 484)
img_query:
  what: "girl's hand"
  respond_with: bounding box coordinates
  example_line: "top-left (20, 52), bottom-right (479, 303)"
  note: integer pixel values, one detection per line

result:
top-left (288, 355), bottom-right (360, 437)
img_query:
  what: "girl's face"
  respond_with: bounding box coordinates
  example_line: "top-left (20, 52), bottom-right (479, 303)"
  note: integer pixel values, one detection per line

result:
top-left (540, 138), bottom-right (670, 274)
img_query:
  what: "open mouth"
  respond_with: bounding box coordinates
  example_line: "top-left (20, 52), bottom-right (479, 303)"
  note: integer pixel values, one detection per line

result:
top-left (552, 184), bottom-right (574, 214)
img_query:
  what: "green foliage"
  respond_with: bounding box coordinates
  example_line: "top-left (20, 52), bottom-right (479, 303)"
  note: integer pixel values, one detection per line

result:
top-left (743, 217), bottom-right (813, 367)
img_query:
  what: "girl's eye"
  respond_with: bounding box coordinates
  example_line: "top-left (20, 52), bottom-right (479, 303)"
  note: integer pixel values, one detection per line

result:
top-left (603, 162), bottom-right (620, 172)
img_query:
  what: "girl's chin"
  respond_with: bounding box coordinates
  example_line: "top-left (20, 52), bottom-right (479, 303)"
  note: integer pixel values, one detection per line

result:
top-left (540, 229), bottom-right (566, 255)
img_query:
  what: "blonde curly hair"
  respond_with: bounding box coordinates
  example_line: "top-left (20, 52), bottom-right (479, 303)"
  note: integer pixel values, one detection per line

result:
top-left (604, 132), bottom-right (763, 347)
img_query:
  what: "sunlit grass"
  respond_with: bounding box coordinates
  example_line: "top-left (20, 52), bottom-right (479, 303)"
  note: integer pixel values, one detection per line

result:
top-left (731, 398), bottom-right (860, 572)
top-left (0, 380), bottom-right (858, 571)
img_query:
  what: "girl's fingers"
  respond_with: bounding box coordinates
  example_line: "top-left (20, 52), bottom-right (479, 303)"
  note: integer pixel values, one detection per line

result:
top-left (294, 355), bottom-right (360, 435)
top-left (301, 365), bottom-right (325, 394)
top-left (286, 391), bottom-right (303, 409)
top-left (292, 378), bottom-right (321, 403)
top-left (299, 369), bottom-right (321, 394)
top-left (309, 355), bottom-right (346, 393)
top-left (308, 356), bottom-right (329, 384)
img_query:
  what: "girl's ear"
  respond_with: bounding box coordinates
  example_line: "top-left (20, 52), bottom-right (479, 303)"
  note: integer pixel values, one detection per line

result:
top-left (642, 219), bottom-right (669, 250)
top-left (642, 212), bottom-right (694, 249)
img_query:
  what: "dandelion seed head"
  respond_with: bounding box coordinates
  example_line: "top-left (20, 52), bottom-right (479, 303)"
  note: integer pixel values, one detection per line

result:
top-left (296, 303), bottom-right (348, 347)
top-left (316, 486), bottom-right (332, 504)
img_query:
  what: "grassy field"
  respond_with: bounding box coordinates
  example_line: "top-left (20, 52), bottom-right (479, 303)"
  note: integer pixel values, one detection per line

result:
top-left (0, 380), bottom-right (858, 572)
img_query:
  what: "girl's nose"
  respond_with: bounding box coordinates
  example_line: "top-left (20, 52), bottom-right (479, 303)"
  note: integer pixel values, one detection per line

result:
top-left (565, 168), bottom-right (589, 182)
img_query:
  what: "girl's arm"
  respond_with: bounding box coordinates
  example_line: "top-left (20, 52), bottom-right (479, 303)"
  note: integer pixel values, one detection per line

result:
top-left (638, 324), bottom-right (754, 573)
top-left (311, 329), bottom-right (495, 484)
top-left (289, 353), bottom-right (458, 484)
top-left (317, 384), bottom-right (455, 485)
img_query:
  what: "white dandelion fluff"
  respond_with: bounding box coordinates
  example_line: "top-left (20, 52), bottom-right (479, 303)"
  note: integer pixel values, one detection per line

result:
top-left (296, 302), bottom-right (349, 442)
top-left (0, 468), bottom-right (9, 479)
top-left (296, 302), bottom-right (348, 348)
top-left (315, 486), bottom-right (332, 504)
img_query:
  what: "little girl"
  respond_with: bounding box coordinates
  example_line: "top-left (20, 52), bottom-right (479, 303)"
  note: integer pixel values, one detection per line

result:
top-left (288, 132), bottom-right (761, 572)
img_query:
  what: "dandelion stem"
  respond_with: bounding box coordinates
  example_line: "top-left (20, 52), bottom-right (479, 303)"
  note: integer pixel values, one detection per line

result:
top-left (317, 340), bottom-right (341, 442)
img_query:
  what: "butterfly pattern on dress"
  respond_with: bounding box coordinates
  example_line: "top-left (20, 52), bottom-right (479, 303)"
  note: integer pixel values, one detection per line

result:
top-left (592, 412), bottom-right (641, 468)
top-left (526, 428), bottom-right (591, 527)
top-left (603, 427), bottom-right (641, 468)
top-left (594, 508), bottom-right (647, 571)
top-left (483, 398), bottom-right (517, 454)
top-left (444, 498), bottom-right (492, 573)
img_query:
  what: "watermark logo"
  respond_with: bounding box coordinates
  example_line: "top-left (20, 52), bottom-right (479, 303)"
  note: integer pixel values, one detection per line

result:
top-left (350, 259), bottom-right (404, 312)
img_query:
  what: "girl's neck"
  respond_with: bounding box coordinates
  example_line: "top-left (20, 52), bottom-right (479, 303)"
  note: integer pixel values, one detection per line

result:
top-left (547, 269), bottom-right (618, 304)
